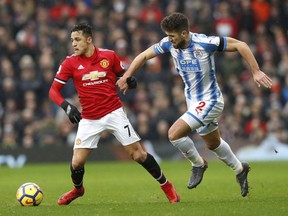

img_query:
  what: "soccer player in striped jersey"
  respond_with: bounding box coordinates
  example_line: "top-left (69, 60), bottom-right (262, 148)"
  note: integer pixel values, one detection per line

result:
top-left (117, 12), bottom-right (272, 197)
top-left (49, 23), bottom-right (179, 205)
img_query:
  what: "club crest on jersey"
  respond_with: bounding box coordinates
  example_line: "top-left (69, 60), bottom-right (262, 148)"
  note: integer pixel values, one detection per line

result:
top-left (75, 138), bottom-right (81, 145)
top-left (82, 71), bottom-right (107, 81)
top-left (193, 49), bottom-right (203, 59)
top-left (100, 59), bottom-right (109, 68)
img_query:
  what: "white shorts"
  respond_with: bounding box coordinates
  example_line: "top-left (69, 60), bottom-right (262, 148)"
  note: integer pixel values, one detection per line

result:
top-left (73, 107), bottom-right (141, 149)
top-left (181, 95), bottom-right (224, 136)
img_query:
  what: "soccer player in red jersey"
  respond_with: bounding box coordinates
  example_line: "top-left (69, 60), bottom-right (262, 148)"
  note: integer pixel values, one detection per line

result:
top-left (49, 23), bottom-right (180, 205)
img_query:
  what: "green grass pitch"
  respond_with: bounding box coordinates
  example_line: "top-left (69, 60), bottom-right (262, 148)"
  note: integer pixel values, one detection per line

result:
top-left (0, 160), bottom-right (287, 216)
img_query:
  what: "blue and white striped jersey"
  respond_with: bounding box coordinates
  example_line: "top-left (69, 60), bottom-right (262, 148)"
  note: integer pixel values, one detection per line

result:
top-left (154, 32), bottom-right (226, 103)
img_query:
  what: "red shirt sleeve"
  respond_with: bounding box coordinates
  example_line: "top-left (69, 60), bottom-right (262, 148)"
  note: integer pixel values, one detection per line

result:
top-left (49, 80), bottom-right (65, 106)
top-left (112, 51), bottom-right (126, 76)
top-left (49, 57), bottom-right (73, 106)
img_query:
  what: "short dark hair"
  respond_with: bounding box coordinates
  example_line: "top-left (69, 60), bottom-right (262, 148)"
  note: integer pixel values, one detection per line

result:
top-left (71, 23), bottom-right (93, 38)
top-left (160, 12), bottom-right (189, 33)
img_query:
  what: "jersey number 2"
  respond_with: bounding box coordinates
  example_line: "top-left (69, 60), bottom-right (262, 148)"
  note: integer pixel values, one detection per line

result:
top-left (195, 101), bottom-right (206, 114)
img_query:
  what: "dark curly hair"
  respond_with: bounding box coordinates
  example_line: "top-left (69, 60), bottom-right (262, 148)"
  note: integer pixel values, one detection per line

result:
top-left (71, 23), bottom-right (93, 38)
top-left (160, 12), bottom-right (189, 33)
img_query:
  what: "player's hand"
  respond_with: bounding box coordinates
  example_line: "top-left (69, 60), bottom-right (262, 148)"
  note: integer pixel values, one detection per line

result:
top-left (253, 71), bottom-right (273, 88)
top-left (117, 76), bottom-right (129, 95)
top-left (126, 76), bottom-right (137, 89)
top-left (60, 101), bottom-right (82, 124)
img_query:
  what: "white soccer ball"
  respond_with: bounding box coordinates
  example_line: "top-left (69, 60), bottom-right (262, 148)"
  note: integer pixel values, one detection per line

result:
top-left (16, 182), bottom-right (43, 206)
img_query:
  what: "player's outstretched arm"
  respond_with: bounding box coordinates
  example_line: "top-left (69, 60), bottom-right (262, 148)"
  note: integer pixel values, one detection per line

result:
top-left (117, 46), bottom-right (157, 94)
top-left (225, 37), bottom-right (273, 88)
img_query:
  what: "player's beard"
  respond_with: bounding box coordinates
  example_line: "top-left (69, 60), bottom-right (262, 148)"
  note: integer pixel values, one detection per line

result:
top-left (173, 39), bottom-right (186, 49)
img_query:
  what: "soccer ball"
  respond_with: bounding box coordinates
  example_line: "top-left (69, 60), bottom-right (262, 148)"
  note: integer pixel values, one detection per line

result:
top-left (16, 182), bottom-right (43, 206)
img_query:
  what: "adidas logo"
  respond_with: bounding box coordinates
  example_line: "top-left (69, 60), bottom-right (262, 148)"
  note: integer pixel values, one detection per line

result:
top-left (78, 65), bottom-right (85, 70)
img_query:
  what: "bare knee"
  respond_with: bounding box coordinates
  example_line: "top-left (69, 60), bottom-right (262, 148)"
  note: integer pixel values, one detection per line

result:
top-left (168, 127), bottom-right (178, 141)
top-left (201, 130), bottom-right (221, 150)
top-left (71, 154), bottom-right (86, 169)
top-left (124, 143), bottom-right (147, 163)
top-left (202, 129), bottom-right (221, 150)
top-left (202, 135), bottom-right (221, 150)
top-left (71, 159), bottom-right (85, 169)
top-left (130, 150), bottom-right (147, 163)
top-left (71, 149), bottom-right (91, 169)
top-left (205, 139), bottom-right (221, 150)
top-left (168, 119), bottom-right (191, 141)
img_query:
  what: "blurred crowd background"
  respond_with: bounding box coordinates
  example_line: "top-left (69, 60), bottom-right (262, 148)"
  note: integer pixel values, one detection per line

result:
top-left (0, 0), bottom-right (288, 158)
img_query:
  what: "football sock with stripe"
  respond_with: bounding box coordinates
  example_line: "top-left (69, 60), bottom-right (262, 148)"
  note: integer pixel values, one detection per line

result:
top-left (170, 136), bottom-right (204, 167)
top-left (212, 138), bottom-right (242, 174)
top-left (139, 153), bottom-right (167, 185)
top-left (70, 164), bottom-right (85, 189)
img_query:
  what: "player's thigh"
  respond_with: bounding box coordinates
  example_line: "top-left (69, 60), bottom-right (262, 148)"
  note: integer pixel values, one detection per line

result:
top-left (105, 108), bottom-right (140, 146)
top-left (168, 118), bottom-right (192, 141)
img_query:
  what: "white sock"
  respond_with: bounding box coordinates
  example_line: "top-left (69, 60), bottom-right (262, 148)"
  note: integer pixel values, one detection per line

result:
top-left (212, 138), bottom-right (242, 174)
top-left (170, 136), bottom-right (203, 167)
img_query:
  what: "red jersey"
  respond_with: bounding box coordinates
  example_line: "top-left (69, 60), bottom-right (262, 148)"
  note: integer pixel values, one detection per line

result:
top-left (53, 47), bottom-right (125, 119)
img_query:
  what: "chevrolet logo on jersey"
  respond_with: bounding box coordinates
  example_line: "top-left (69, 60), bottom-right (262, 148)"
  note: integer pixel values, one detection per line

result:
top-left (82, 71), bottom-right (107, 81)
